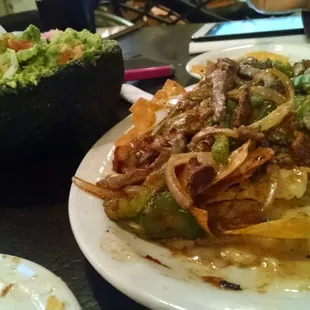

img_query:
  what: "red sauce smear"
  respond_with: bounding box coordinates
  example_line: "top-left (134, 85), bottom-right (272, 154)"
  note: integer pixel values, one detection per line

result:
top-left (144, 255), bottom-right (170, 269)
top-left (7, 38), bottom-right (33, 51)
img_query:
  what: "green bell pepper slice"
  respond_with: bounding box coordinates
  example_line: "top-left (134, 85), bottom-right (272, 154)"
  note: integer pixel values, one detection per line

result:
top-left (140, 191), bottom-right (203, 239)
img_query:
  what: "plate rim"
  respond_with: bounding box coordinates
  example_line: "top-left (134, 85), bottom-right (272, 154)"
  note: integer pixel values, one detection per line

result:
top-left (185, 42), bottom-right (309, 79)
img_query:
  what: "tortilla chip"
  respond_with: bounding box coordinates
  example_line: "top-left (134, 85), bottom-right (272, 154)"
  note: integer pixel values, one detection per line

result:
top-left (130, 98), bottom-right (156, 130)
top-left (214, 169), bottom-right (257, 195)
top-left (230, 147), bottom-right (274, 179)
top-left (224, 217), bottom-right (310, 239)
top-left (207, 199), bottom-right (263, 232)
top-left (151, 80), bottom-right (186, 105)
top-left (152, 90), bottom-right (169, 105)
top-left (207, 185), bottom-right (253, 204)
top-left (117, 80), bottom-right (174, 146)
top-left (202, 146), bottom-right (274, 197)
top-left (190, 206), bottom-right (212, 234)
top-left (161, 79), bottom-right (187, 97)
top-left (243, 51), bottom-right (289, 62)
top-left (207, 167), bottom-right (308, 204)
top-left (207, 179), bottom-right (265, 204)
top-left (115, 127), bottom-right (142, 146)
top-left (191, 65), bottom-right (205, 77)
top-left (214, 147), bottom-right (274, 193)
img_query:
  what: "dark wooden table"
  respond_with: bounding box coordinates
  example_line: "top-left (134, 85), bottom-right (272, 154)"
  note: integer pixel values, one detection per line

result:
top-left (0, 24), bottom-right (201, 309)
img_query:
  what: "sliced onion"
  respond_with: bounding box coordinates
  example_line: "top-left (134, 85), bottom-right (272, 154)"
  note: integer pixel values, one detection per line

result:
top-left (143, 166), bottom-right (166, 186)
top-left (142, 166), bottom-right (167, 193)
top-left (164, 152), bottom-right (216, 209)
top-left (250, 99), bottom-right (292, 131)
top-left (72, 176), bottom-right (125, 199)
top-left (250, 68), bottom-right (294, 131)
top-left (126, 221), bottom-right (144, 234)
top-left (249, 69), bottom-right (276, 87)
top-left (174, 152), bottom-right (218, 167)
top-left (251, 86), bottom-right (286, 105)
top-left (233, 74), bottom-right (248, 86)
top-left (261, 165), bottom-right (279, 212)
top-left (250, 68), bottom-right (294, 99)
top-left (268, 68), bottom-right (294, 99)
top-left (165, 156), bottom-right (193, 210)
top-left (227, 88), bottom-right (242, 100)
top-left (228, 70), bottom-right (290, 105)
top-left (189, 127), bottom-right (238, 148)
top-left (125, 185), bottom-right (147, 196)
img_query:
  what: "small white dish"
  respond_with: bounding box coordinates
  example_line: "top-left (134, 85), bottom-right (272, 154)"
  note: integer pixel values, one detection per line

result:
top-left (0, 254), bottom-right (80, 310)
top-left (186, 43), bottom-right (310, 79)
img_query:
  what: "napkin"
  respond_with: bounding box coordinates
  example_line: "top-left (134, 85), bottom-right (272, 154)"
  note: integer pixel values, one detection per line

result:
top-left (121, 83), bottom-right (196, 104)
top-left (120, 84), bottom-right (153, 104)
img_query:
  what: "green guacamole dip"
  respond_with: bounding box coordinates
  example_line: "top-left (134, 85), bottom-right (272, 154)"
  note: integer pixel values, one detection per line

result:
top-left (0, 25), bottom-right (114, 88)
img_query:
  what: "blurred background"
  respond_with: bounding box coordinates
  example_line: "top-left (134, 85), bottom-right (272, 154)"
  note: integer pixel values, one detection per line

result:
top-left (0, 0), bottom-right (295, 37)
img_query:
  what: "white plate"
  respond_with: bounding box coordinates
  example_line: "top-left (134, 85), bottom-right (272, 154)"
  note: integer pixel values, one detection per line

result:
top-left (0, 254), bottom-right (80, 310)
top-left (69, 42), bottom-right (310, 310)
top-left (186, 43), bottom-right (310, 79)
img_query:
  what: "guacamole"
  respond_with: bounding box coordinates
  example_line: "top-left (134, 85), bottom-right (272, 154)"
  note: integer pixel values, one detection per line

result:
top-left (0, 25), bottom-right (110, 88)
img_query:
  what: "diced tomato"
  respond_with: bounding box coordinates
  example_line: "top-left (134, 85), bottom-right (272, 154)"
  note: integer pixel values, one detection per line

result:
top-left (58, 49), bottom-right (72, 64)
top-left (7, 38), bottom-right (33, 51)
top-left (58, 45), bottom-right (84, 64)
